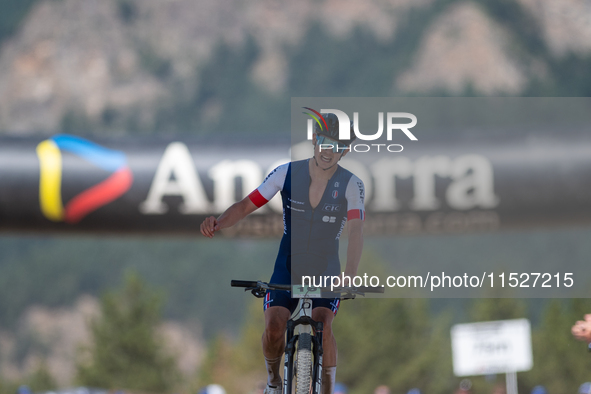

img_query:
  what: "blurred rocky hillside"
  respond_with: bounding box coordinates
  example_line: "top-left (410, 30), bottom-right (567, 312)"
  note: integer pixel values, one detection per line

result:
top-left (0, 0), bottom-right (590, 134)
top-left (0, 295), bottom-right (204, 387)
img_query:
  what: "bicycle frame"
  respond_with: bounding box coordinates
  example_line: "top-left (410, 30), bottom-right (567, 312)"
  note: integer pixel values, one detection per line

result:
top-left (230, 280), bottom-right (383, 394)
top-left (284, 296), bottom-right (324, 394)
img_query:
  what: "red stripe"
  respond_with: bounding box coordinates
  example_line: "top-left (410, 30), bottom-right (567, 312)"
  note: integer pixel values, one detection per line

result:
top-left (264, 292), bottom-right (270, 310)
top-left (347, 209), bottom-right (365, 221)
top-left (64, 167), bottom-right (133, 224)
top-left (333, 299), bottom-right (339, 315)
top-left (304, 107), bottom-right (329, 131)
top-left (248, 189), bottom-right (268, 208)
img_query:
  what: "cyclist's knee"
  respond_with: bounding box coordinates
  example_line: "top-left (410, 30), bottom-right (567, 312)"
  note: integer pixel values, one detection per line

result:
top-left (264, 320), bottom-right (285, 341)
top-left (264, 308), bottom-right (289, 341)
top-left (312, 308), bottom-right (334, 331)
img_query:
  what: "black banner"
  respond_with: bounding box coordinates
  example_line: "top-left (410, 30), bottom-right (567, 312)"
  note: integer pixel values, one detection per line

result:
top-left (1, 133), bottom-right (591, 236)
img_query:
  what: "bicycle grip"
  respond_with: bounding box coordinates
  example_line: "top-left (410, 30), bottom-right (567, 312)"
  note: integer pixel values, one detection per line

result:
top-left (231, 280), bottom-right (259, 288)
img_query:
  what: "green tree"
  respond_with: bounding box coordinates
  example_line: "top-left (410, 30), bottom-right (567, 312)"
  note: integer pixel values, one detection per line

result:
top-left (76, 271), bottom-right (180, 392)
top-left (468, 297), bottom-right (526, 322)
top-left (334, 297), bottom-right (454, 394)
top-left (27, 360), bottom-right (58, 392)
top-left (0, 377), bottom-right (19, 394)
top-left (0, 361), bottom-right (57, 394)
top-left (194, 299), bottom-right (266, 393)
top-left (522, 299), bottom-right (591, 394)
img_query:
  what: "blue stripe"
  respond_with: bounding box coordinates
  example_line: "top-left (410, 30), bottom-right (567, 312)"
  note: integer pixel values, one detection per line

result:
top-left (51, 134), bottom-right (127, 172)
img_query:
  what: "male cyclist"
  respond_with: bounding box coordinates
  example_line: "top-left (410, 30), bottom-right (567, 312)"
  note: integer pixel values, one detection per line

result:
top-left (200, 113), bottom-right (365, 394)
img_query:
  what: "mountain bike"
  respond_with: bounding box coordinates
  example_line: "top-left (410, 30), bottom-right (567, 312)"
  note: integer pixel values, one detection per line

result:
top-left (231, 280), bottom-right (384, 394)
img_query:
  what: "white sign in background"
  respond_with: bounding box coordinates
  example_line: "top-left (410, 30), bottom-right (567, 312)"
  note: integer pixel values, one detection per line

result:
top-left (451, 318), bottom-right (533, 377)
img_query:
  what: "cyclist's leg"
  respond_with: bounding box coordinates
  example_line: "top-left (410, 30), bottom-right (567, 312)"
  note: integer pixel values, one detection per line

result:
top-left (262, 289), bottom-right (296, 388)
top-left (312, 300), bottom-right (339, 394)
top-left (263, 305), bottom-right (291, 357)
top-left (311, 300), bottom-right (339, 365)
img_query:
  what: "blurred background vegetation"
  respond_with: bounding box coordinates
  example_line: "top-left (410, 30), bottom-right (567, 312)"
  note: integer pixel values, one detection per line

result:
top-left (1, 0), bottom-right (591, 393)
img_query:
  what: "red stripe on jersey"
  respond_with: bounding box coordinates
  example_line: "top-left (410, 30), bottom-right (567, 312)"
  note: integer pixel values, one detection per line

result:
top-left (248, 189), bottom-right (269, 208)
top-left (347, 209), bottom-right (365, 221)
top-left (332, 299), bottom-right (340, 315)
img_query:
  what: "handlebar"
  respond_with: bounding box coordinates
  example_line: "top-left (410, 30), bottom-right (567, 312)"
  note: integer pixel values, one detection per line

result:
top-left (231, 280), bottom-right (259, 288)
top-left (231, 280), bottom-right (385, 298)
top-left (231, 280), bottom-right (291, 291)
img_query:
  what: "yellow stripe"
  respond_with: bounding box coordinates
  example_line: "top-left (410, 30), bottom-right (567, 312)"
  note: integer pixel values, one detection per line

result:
top-left (36, 140), bottom-right (64, 221)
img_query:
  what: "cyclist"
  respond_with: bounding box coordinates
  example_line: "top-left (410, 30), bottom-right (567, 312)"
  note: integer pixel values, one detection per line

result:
top-left (200, 113), bottom-right (365, 394)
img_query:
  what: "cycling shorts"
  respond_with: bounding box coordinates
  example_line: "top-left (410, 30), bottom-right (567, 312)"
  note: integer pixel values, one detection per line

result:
top-left (263, 289), bottom-right (340, 316)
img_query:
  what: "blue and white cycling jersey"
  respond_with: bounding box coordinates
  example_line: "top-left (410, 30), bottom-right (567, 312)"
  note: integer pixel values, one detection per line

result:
top-left (248, 159), bottom-right (365, 284)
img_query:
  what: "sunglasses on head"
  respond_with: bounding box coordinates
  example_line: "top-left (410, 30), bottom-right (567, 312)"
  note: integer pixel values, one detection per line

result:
top-left (316, 135), bottom-right (349, 153)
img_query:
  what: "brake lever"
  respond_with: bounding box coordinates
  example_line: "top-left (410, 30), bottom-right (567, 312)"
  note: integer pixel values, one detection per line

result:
top-left (245, 287), bottom-right (266, 298)
top-left (342, 290), bottom-right (356, 300)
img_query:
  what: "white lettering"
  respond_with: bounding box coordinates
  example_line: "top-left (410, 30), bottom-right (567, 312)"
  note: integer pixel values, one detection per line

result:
top-left (321, 109), bottom-right (351, 140)
top-left (353, 112), bottom-right (383, 141)
top-left (208, 160), bottom-right (263, 213)
top-left (306, 111), bottom-right (418, 141)
top-left (387, 112), bottom-right (418, 141)
top-left (410, 156), bottom-right (452, 210)
top-left (370, 158), bottom-right (412, 211)
top-left (447, 155), bottom-right (499, 210)
top-left (353, 144), bottom-right (370, 152)
top-left (387, 144), bottom-right (404, 152)
top-left (139, 142), bottom-right (210, 214)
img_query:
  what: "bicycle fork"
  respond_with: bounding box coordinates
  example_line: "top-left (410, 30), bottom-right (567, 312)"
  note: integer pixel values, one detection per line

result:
top-left (312, 325), bottom-right (323, 394)
top-left (283, 304), bottom-right (324, 393)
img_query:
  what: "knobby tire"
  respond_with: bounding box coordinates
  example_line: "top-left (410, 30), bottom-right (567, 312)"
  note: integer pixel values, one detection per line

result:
top-left (294, 333), bottom-right (313, 394)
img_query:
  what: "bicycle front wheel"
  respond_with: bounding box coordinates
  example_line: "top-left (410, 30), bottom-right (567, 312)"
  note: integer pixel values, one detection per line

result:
top-left (295, 333), bottom-right (313, 394)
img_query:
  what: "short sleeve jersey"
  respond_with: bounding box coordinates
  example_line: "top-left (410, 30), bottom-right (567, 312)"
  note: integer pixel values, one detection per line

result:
top-left (248, 159), bottom-right (365, 283)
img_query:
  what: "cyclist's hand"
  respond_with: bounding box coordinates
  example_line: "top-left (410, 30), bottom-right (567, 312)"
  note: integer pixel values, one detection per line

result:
top-left (200, 216), bottom-right (220, 238)
top-left (572, 314), bottom-right (591, 343)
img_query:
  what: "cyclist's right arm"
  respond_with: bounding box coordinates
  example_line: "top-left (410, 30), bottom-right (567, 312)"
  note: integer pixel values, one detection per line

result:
top-left (199, 163), bottom-right (288, 238)
top-left (200, 197), bottom-right (260, 237)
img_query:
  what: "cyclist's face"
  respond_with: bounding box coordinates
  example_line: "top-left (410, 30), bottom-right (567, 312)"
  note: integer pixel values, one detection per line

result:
top-left (313, 134), bottom-right (348, 169)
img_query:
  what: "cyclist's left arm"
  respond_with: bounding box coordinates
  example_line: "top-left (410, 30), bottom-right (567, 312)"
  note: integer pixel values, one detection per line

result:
top-left (345, 219), bottom-right (363, 277)
top-left (572, 314), bottom-right (591, 343)
top-left (344, 175), bottom-right (365, 277)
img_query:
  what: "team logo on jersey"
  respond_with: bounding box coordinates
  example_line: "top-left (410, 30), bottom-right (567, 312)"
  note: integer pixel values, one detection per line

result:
top-left (322, 203), bottom-right (341, 212)
top-left (357, 181), bottom-right (365, 202)
top-left (322, 216), bottom-right (337, 223)
top-left (332, 190), bottom-right (338, 199)
top-left (263, 167), bottom-right (278, 182)
top-left (334, 182), bottom-right (339, 187)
